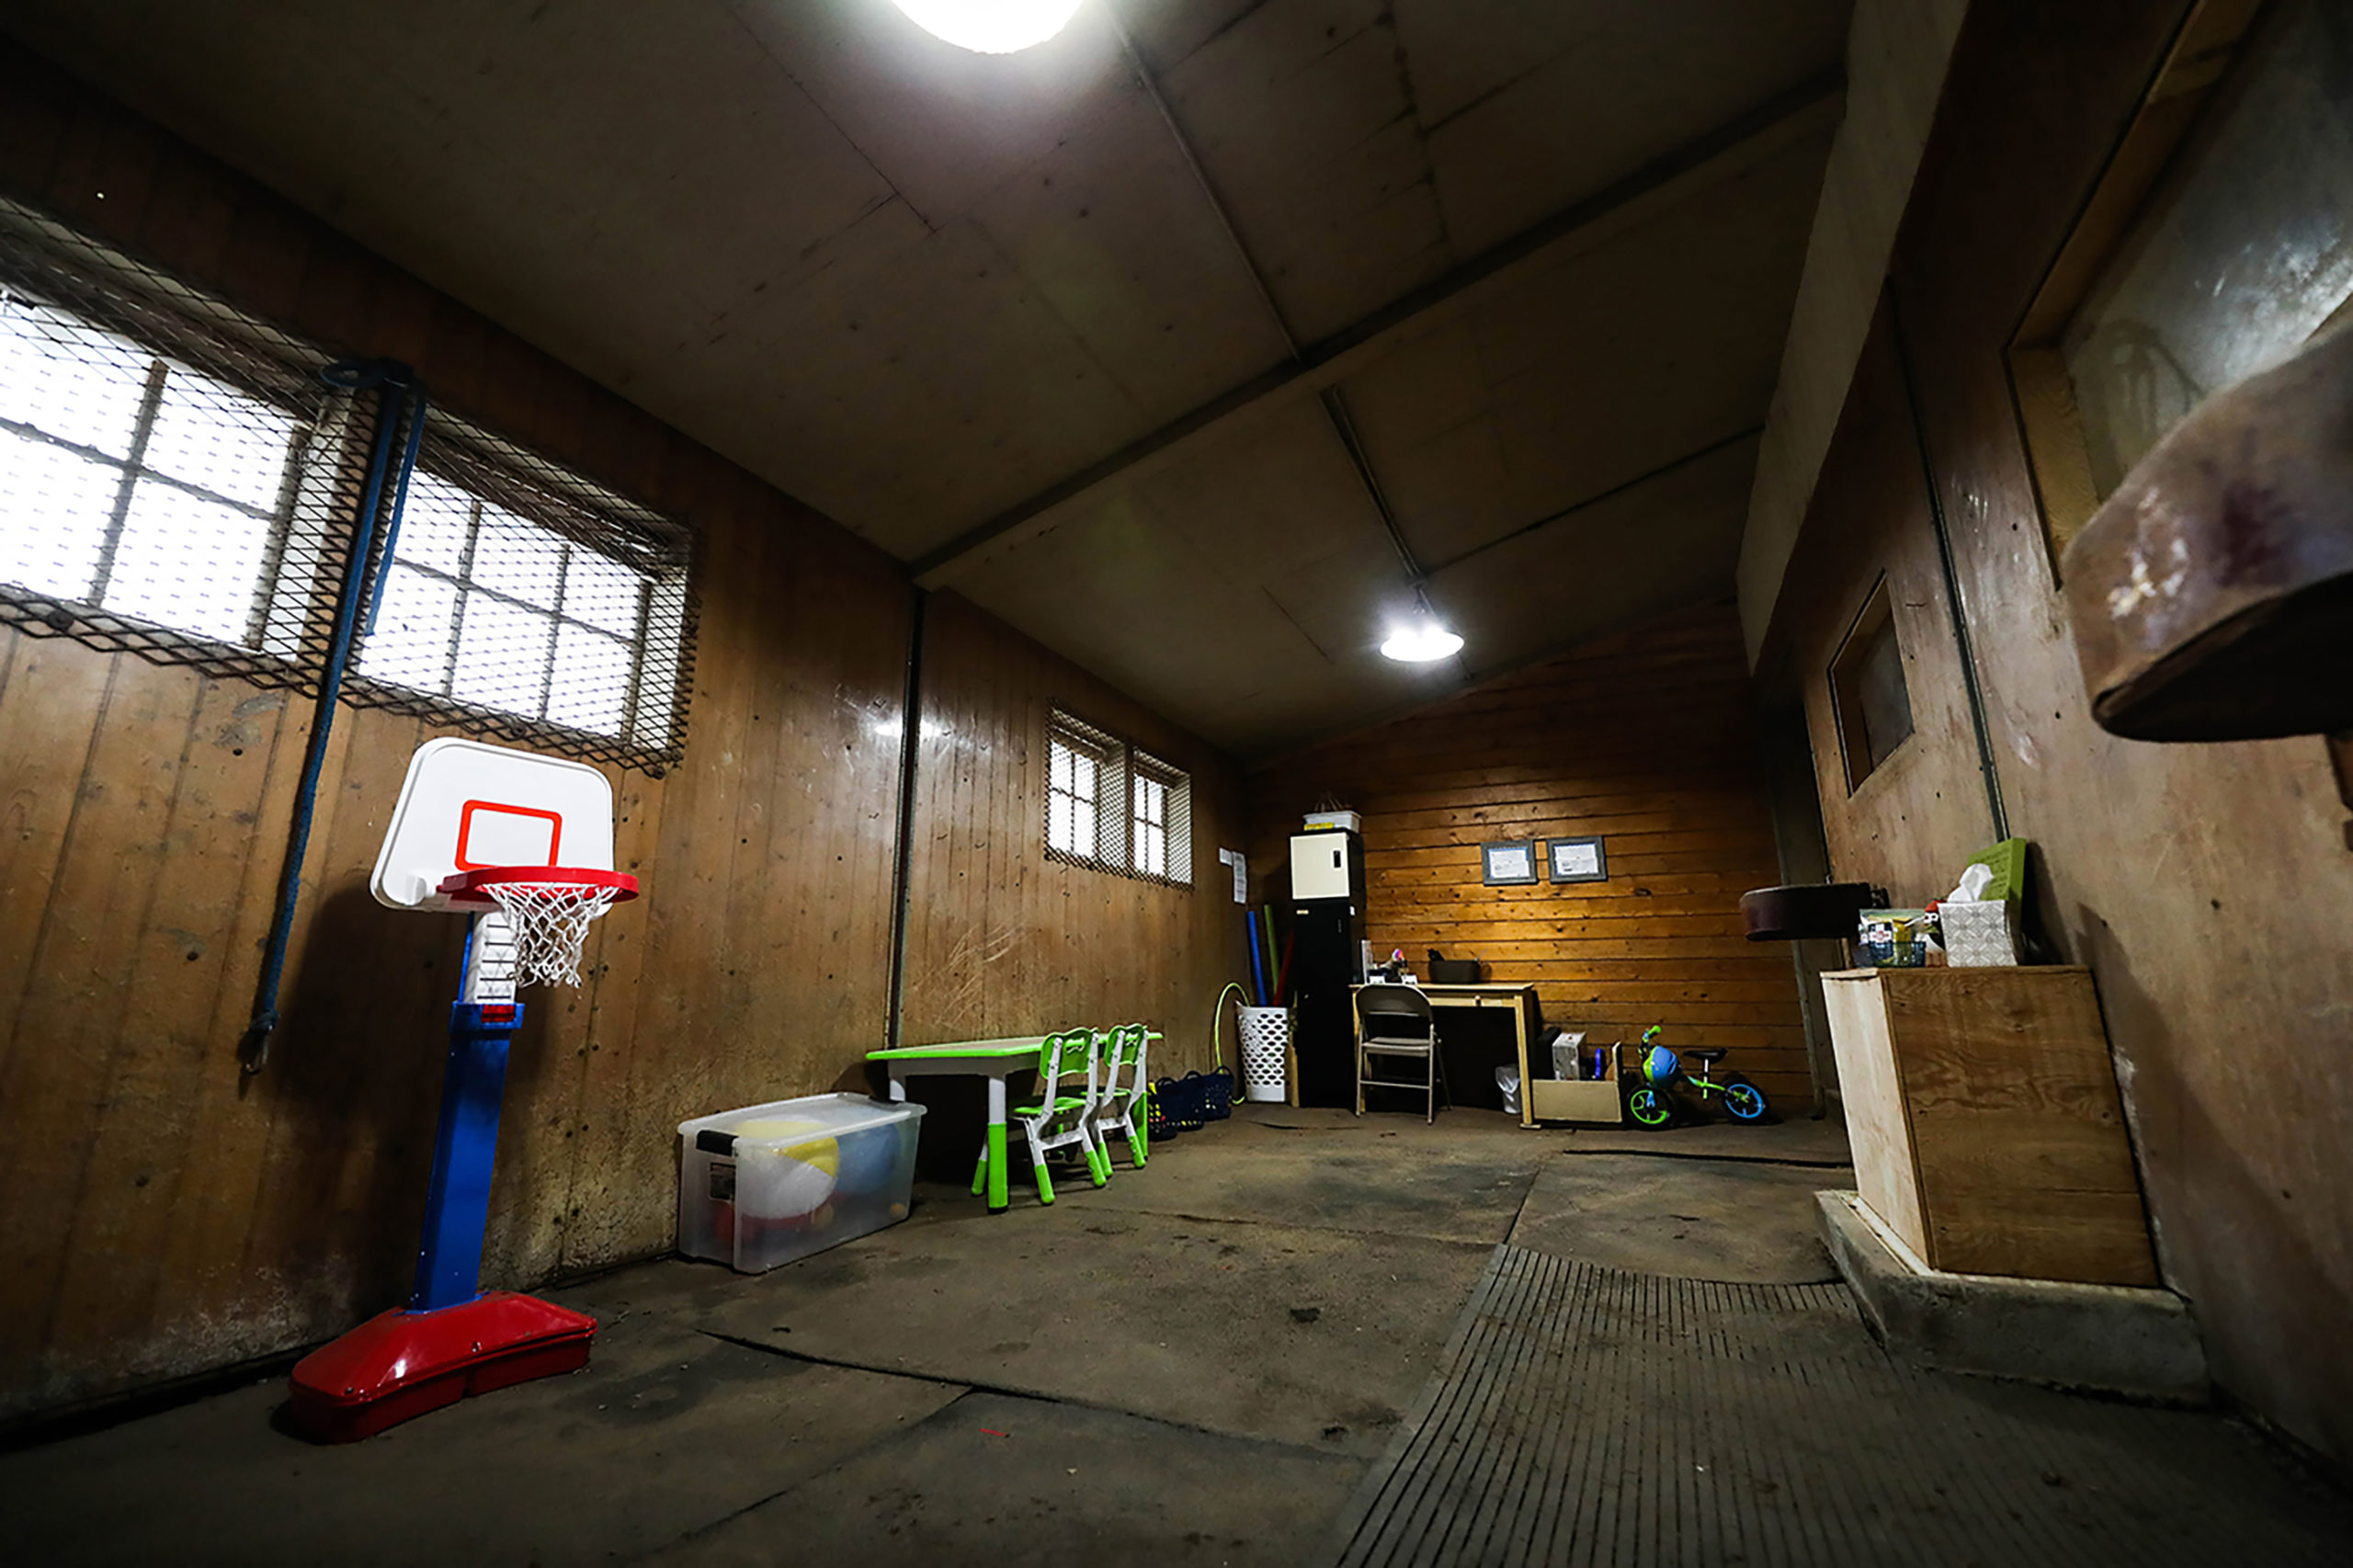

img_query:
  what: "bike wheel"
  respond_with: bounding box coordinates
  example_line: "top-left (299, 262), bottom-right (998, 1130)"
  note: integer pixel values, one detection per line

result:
top-left (1722, 1074), bottom-right (1769, 1123)
top-left (1625, 1084), bottom-right (1675, 1129)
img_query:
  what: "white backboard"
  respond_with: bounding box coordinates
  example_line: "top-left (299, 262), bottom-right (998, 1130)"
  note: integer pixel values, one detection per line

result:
top-left (371, 737), bottom-right (617, 911)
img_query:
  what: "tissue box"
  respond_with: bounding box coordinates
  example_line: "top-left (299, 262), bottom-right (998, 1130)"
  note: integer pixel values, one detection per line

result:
top-left (1940, 900), bottom-right (2018, 967)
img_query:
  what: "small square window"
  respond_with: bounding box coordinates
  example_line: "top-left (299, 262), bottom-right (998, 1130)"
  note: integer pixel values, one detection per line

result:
top-left (1828, 579), bottom-right (1914, 792)
top-left (1043, 710), bottom-right (1191, 885)
top-left (1046, 720), bottom-right (1117, 866)
top-left (1130, 750), bottom-right (1190, 886)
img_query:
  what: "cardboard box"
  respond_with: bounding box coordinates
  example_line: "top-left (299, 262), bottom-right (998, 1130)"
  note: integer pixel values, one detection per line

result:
top-left (1527, 1077), bottom-right (1621, 1125)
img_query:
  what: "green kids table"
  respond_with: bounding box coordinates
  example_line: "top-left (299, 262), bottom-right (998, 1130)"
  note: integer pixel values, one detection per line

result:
top-left (866, 1029), bottom-right (1164, 1213)
top-left (866, 1036), bottom-right (1047, 1213)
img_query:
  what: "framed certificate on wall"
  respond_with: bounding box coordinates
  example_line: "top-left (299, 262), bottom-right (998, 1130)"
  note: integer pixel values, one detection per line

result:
top-left (1481, 841), bottom-right (1539, 885)
top-left (1546, 836), bottom-right (1608, 884)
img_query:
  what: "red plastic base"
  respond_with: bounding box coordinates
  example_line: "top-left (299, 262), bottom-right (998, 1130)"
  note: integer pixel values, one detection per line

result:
top-left (287, 1291), bottom-right (597, 1443)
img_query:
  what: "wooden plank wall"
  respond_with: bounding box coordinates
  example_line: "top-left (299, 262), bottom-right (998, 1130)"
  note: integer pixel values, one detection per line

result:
top-left (0, 45), bottom-right (1243, 1425)
top-left (1247, 601), bottom-right (1812, 1111)
top-left (898, 593), bottom-right (1248, 1059)
top-left (1752, 0), bottom-right (2353, 1466)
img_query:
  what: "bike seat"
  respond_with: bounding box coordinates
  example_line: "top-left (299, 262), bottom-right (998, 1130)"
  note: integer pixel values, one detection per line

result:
top-left (1685, 1048), bottom-right (1728, 1064)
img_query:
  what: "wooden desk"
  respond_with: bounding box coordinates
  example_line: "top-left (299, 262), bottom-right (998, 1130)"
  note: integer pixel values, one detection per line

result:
top-left (1353, 983), bottom-right (1542, 1126)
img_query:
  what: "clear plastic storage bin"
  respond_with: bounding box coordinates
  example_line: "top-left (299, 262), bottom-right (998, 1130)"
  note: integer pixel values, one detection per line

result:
top-left (676, 1093), bottom-right (926, 1273)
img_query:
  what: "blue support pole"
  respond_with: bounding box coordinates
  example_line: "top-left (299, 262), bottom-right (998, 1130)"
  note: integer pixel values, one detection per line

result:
top-left (412, 999), bottom-right (524, 1312)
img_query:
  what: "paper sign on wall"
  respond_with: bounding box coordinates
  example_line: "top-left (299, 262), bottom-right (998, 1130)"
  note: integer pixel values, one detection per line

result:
top-left (1216, 847), bottom-right (1247, 903)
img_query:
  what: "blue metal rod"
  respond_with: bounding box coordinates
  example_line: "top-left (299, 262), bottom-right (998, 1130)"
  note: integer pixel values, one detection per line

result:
top-left (362, 380), bottom-right (431, 642)
top-left (239, 360), bottom-right (427, 1073)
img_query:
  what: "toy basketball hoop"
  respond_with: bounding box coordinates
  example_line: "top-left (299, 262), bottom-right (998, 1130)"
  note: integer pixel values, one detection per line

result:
top-left (291, 739), bottom-right (641, 1442)
top-left (438, 866), bottom-right (639, 990)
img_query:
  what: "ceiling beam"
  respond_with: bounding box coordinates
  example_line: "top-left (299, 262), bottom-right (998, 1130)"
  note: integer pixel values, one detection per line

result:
top-left (911, 65), bottom-right (1844, 588)
top-left (1422, 424), bottom-right (1764, 580)
top-left (1110, 12), bottom-right (1432, 609)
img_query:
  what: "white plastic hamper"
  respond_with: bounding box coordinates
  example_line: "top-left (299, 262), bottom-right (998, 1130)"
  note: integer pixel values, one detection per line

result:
top-left (1238, 1006), bottom-right (1290, 1103)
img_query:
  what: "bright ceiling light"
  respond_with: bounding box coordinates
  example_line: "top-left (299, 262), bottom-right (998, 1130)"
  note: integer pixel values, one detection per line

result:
top-left (889, 0), bottom-right (1086, 54)
top-left (1381, 618), bottom-right (1464, 664)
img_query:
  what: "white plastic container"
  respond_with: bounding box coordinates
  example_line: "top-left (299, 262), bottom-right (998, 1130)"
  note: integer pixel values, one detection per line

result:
top-left (676, 1093), bottom-right (925, 1273)
top-left (1302, 809), bottom-right (1361, 834)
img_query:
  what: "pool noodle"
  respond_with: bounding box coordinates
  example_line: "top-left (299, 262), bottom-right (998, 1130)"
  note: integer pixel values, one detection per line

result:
top-left (1244, 908), bottom-right (1267, 1006)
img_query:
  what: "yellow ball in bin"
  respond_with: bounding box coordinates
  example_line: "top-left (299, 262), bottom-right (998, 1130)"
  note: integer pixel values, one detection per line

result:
top-left (731, 1118), bottom-right (839, 1220)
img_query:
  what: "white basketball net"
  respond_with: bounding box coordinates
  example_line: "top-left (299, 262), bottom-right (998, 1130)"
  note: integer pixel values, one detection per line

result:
top-left (478, 880), bottom-right (623, 989)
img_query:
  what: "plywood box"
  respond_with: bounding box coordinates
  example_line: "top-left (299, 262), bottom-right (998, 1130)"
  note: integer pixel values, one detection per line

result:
top-left (1527, 1077), bottom-right (1621, 1125)
top-left (1822, 967), bottom-right (2156, 1286)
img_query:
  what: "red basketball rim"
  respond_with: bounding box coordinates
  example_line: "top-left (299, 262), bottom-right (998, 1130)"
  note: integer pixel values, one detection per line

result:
top-left (438, 866), bottom-right (641, 907)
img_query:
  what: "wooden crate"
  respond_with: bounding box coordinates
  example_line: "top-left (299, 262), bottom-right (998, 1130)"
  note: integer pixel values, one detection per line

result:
top-left (1821, 966), bottom-right (2157, 1286)
top-left (1527, 1076), bottom-right (1621, 1125)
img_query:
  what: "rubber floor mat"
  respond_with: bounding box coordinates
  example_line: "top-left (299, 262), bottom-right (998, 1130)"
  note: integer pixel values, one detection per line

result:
top-left (1324, 1246), bottom-right (2352, 1566)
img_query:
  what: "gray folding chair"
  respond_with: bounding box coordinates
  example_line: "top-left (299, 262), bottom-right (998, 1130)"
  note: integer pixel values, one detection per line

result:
top-left (1356, 983), bottom-right (1446, 1123)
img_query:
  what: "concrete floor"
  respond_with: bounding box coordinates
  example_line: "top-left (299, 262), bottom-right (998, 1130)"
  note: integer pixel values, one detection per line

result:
top-left (1, 1106), bottom-right (2342, 1564)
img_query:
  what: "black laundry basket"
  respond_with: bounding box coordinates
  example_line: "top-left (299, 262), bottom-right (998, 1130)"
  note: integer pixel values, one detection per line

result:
top-left (1152, 1066), bottom-right (1235, 1134)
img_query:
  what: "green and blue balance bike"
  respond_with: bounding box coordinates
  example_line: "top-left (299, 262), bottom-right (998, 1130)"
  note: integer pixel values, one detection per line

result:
top-left (1622, 1024), bottom-right (1768, 1128)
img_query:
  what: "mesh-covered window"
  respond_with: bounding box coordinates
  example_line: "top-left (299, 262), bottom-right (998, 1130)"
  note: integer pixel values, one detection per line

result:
top-left (1131, 771), bottom-right (1166, 873)
top-left (0, 298), bottom-right (308, 648)
top-left (1131, 749), bottom-right (1192, 885)
top-left (348, 419), bottom-right (694, 764)
top-left (1, 201), bottom-right (359, 678)
top-left (1043, 710), bottom-right (1190, 887)
top-left (0, 198), bottom-right (696, 773)
top-left (1046, 711), bottom-right (1125, 869)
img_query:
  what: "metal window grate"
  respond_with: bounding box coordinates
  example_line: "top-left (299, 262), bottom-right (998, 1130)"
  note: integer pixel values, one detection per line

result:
top-left (0, 197), bottom-right (697, 774)
top-left (1043, 709), bottom-right (1190, 887)
top-left (1131, 746), bottom-right (1192, 885)
top-left (344, 412), bottom-right (697, 770)
top-left (2, 199), bottom-right (364, 681)
top-left (1046, 710), bottom-right (1128, 870)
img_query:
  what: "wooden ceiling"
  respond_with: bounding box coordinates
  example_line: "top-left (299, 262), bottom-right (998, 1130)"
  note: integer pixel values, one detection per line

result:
top-left (6, 0), bottom-right (1850, 756)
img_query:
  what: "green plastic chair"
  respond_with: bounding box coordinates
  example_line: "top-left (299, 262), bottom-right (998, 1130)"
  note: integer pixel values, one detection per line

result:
top-left (972, 1028), bottom-right (1108, 1205)
top-left (1089, 1023), bottom-right (1151, 1173)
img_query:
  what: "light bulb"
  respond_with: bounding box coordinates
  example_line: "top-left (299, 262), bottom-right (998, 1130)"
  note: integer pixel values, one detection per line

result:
top-left (889, 0), bottom-right (1086, 54)
top-left (1381, 619), bottom-right (1464, 663)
